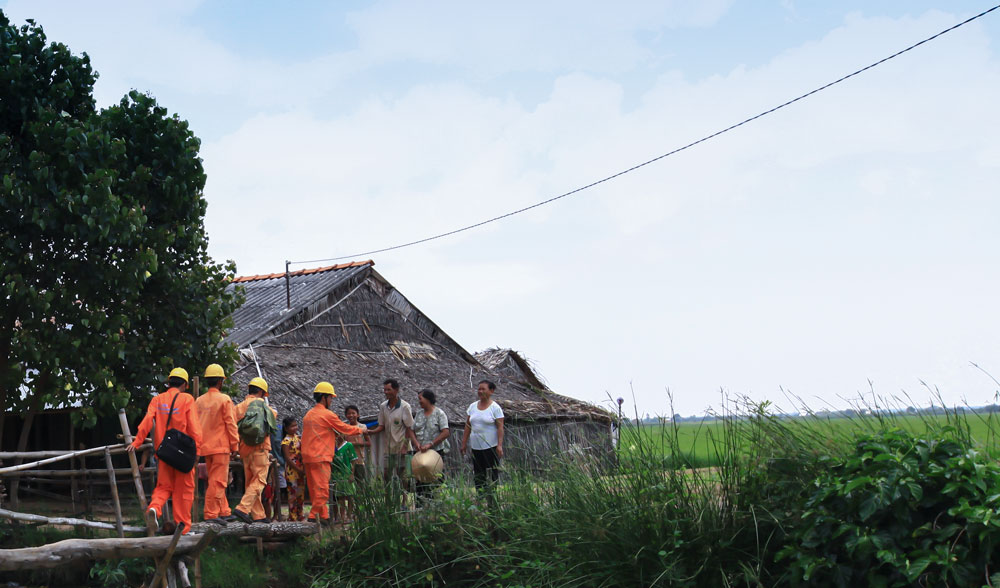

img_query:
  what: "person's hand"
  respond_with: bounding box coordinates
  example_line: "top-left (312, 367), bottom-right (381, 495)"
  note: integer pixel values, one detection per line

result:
top-left (496, 446), bottom-right (504, 459)
top-left (125, 443), bottom-right (136, 454)
top-left (460, 443), bottom-right (467, 455)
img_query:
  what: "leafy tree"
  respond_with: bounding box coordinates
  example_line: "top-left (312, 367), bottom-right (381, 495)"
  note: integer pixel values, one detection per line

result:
top-left (0, 12), bottom-right (242, 437)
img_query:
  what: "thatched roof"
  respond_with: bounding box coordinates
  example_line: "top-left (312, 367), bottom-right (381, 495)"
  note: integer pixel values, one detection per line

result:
top-left (224, 263), bottom-right (612, 426)
top-left (475, 348), bottom-right (548, 392)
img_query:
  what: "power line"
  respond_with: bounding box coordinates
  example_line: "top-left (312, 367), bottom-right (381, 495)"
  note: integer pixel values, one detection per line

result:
top-left (292, 4), bottom-right (1000, 267)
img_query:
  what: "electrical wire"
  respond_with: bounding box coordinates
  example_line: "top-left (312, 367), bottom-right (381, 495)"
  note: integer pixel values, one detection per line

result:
top-left (291, 4), bottom-right (1000, 266)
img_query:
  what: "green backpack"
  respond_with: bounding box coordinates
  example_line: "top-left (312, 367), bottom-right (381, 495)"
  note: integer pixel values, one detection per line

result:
top-left (238, 399), bottom-right (277, 446)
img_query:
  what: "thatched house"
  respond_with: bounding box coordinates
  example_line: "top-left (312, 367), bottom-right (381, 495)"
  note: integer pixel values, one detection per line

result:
top-left (223, 261), bottom-right (613, 473)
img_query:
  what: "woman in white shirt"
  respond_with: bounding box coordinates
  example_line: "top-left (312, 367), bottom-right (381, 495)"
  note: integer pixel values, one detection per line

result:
top-left (461, 379), bottom-right (504, 498)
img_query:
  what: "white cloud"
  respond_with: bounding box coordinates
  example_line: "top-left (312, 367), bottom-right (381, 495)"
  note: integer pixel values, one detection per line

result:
top-left (346, 0), bottom-right (734, 75)
top-left (6, 2), bottom-right (1000, 416)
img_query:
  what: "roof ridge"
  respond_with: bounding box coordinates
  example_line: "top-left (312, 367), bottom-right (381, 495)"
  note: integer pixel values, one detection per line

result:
top-left (232, 260), bottom-right (374, 283)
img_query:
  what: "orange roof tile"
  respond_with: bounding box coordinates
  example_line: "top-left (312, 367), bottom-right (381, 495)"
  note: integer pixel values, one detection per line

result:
top-left (231, 260), bottom-right (374, 283)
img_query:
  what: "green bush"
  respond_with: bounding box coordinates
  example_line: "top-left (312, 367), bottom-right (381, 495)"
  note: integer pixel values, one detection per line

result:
top-left (777, 428), bottom-right (1000, 587)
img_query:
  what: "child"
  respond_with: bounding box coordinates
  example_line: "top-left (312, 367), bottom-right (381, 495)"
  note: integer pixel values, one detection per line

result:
top-left (280, 417), bottom-right (306, 521)
top-left (331, 433), bottom-right (357, 523)
top-left (344, 405), bottom-right (369, 483)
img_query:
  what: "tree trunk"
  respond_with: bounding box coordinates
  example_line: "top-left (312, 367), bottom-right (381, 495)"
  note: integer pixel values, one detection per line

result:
top-left (0, 320), bottom-right (12, 451)
top-left (187, 520), bottom-right (318, 538)
top-left (8, 377), bottom-right (50, 508)
top-left (0, 534), bottom-right (207, 571)
top-left (9, 391), bottom-right (42, 508)
top-left (0, 307), bottom-right (20, 451)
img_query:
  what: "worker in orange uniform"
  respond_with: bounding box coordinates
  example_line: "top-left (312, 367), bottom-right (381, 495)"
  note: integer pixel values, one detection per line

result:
top-left (231, 377), bottom-right (277, 523)
top-left (302, 382), bottom-right (367, 525)
top-left (128, 367), bottom-right (203, 535)
top-left (196, 363), bottom-right (239, 524)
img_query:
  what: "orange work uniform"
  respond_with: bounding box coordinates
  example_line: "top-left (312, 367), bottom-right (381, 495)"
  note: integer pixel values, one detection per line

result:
top-left (132, 387), bottom-right (203, 534)
top-left (196, 387), bottom-right (239, 520)
top-left (233, 396), bottom-right (277, 520)
top-left (301, 404), bottom-right (366, 521)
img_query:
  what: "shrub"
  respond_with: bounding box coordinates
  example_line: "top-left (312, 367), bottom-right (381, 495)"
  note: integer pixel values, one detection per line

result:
top-left (777, 428), bottom-right (1000, 587)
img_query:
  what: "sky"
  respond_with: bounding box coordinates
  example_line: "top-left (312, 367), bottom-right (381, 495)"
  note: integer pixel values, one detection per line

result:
top-left (3, 1), bottom-right (999, 418)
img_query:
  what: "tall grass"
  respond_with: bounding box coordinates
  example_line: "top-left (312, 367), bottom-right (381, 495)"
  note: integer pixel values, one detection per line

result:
top-left (305, 397), bottom-right (1000, 587)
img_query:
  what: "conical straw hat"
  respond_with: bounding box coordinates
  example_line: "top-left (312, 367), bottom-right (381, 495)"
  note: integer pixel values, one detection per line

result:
top-left (410, 449), bottom-right (444, 482)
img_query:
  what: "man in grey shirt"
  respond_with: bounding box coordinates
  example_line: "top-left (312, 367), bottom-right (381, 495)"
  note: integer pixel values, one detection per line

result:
top-left (367, 378), bottom-right (419, 483)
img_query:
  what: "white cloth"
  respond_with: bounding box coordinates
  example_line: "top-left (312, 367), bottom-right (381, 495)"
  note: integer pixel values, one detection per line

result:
top-left (466, 401), bottom-right (504, 451)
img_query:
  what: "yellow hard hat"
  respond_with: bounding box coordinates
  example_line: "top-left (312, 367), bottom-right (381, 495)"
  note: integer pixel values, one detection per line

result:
top-left (204, 364), bottom-right (225, 379)
top-left (313, 381), bottom-right (336, 397)
top-left (169, 367), bottom-right (189, 383)
top-left (248, 376), bottom-right (268, 395)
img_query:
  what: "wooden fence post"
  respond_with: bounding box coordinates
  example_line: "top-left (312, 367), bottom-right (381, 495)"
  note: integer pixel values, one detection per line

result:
top-left (189, 527), bottom-right (217, 588)
top-left (147, 523), bottom-right (184, 588)
top-left (69, 425), bottom-right (78, 512)
top-left (118, 409), bottom-right (148, 511)
top-left (270, 458), bottom-right (283, 521)
top-left (104, 447), bottom-right (125, 538)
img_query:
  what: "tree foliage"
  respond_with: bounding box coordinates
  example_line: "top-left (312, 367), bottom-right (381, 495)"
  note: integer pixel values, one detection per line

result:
top-left (0, 12), bottom-right (242, 427)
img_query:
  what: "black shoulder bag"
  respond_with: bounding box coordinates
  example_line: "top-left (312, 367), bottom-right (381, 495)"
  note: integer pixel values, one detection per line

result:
top-left (155, 393), bottom-right (198, 473)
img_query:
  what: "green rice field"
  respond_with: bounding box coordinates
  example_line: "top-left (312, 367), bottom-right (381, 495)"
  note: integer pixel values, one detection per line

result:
top-left (619, 409), bottom-right (1000, 468)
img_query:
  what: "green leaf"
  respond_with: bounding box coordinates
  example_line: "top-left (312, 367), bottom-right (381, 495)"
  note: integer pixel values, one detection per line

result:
top-left (843, 476), bottom-right (872, 495)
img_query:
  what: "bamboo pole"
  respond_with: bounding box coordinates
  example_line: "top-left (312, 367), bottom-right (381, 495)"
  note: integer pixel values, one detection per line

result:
top-left (104, 447), bottom-right (125, 538)
top-left (119, 408), bottom-right (149, 512)
top-left (0, 443), bottom-right (151, 474)
top-left (0, 445), bottom-right (147, 460)
top-left (148, 523), bottom-right (184, 588)
top-left (189, 528), bottom-right (217, 588)
top-left (0, 507), bottom-right (145, 533)
top-left (0, 467), bottom-right (152, 478)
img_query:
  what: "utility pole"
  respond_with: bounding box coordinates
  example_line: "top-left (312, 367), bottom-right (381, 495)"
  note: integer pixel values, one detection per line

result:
top-left (284, 260), bottom-right (291, 309)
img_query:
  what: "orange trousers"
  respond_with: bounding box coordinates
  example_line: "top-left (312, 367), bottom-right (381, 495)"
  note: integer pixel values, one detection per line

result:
top-left (149, 461), bottom-right (194, 534)
top-left (203, 453), bottom-right (232, 519)
top-left (305, 461), bottom-right (332, 521)
top-left (236, 448), bottom-right (270, 520)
